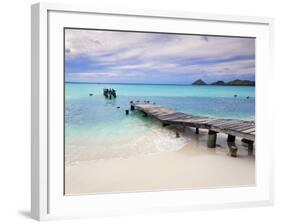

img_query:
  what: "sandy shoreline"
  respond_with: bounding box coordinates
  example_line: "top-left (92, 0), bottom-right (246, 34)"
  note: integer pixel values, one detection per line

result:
top-left (65, 128), bottom-right (255, 195)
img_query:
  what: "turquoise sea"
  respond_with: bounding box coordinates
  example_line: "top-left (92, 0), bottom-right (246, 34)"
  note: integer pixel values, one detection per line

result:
top-left (65, 83), bottom-right (255, 164)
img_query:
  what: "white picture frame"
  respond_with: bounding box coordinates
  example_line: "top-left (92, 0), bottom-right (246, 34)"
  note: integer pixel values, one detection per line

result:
top-left (31, 2), bottom-right (274, 221)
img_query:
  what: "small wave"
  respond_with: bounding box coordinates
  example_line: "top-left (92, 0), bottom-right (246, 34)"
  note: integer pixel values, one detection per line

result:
top-left (65, 126), bottom-right (188, 163)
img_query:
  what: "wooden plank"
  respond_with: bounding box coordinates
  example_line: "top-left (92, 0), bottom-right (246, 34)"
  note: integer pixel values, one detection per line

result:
top-left (194, 118), bottom-right (214, 123)
top-left (227, 123), bottom-right (254, 130)
top-left (214, 120), bottom-right (245, 128)
top-left (178, 115), bottom-right (194, 119)
top-left (158, 112), bottom-right (187, 120)
top-left (190, 119), bottom-right (214, 124)
top-left (242, 128), bottom-right (256, 133)
top-left (217, 123), bottom-right (253, 130)
top-left (172, 118), bottom-right (213, 128)
top-left (151, 111), bottom-right (175, 116)
top-left (151, 111), bottom-right (173, 116)
top-left (180, 116), bottom-right (209, 121)
top-left (208, 120), bottom-right (235, 126)
top-left (234, 125), bottom-right (255, 132)
top-left (207, 119), bottom-right (227, 124)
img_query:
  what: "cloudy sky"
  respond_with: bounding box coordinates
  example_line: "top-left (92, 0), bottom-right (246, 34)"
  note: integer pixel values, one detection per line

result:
top-left (65, 29), bottom-right (255, 84)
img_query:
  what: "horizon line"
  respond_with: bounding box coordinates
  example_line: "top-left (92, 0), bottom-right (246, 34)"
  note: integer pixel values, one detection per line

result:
top-left (65, 79), bottom-right (255, 85)
top-left (66, 81), bottom-right (194, 85)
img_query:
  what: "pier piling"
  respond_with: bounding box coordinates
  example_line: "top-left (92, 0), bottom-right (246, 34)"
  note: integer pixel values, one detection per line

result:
top-left (195, 127), bottom-right (199, 134)
top-left (229, 145), bottom-right (238, 157)
top-left (227, 134), bottom-right (236, 143)
top-left (241, 139), bottom-right (254, 155)
top-left (207, 130), bottom-right (217, 148)
top-left (103, 88), bottom-right (117, 99)
top-left (248, 141), bottom-right (254, 155)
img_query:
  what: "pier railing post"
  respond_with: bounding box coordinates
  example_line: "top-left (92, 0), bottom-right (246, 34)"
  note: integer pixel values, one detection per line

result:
top-left (207, 130), bottom-right (217, 148)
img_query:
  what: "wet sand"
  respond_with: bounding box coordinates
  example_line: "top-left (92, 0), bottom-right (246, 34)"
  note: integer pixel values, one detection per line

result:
top-left (65, 128), bottom-right (255, 195)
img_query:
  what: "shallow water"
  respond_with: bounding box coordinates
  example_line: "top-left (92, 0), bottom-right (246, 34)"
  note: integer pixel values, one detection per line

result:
top-left (65, 83), bottom-right (255, 164)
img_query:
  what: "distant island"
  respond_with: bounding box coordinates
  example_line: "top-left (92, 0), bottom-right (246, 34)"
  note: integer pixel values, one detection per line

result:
top-left (192, 79), bottom-right (255, 86)
top-left (192, 79), bottom-right (207, 85)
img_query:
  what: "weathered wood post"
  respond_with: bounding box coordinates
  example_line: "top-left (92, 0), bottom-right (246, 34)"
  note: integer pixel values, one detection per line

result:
top-left (207, 130), bottom-right (217, 148)
top-left (229, 145), bottom-right (238, 157)
top-left (227, 134), bottom-right (236, 143)
top-left (125, 109), bottom-right (129, 115)
top-left (248, 141), bottom-right (254, 155)
top-left (195, 127), bottom-right (199, 134)
top-left (241, 138), bottom-right (248, 144)
top-left (112, 89), bottom-right (117, 98)
top-left (241, 139), bottom-right (254, 155)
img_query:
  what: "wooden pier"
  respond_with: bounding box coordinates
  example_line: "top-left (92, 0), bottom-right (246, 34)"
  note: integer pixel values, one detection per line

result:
top-left (131, 102), bottom-right (255, 156)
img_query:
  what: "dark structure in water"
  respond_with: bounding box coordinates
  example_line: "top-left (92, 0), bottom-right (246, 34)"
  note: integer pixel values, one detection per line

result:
top-left (103, 88), bottom-right (117, 99)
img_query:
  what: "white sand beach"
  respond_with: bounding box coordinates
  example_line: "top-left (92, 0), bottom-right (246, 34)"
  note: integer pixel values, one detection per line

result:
top-left (65, 128), bottom-right (255, 195)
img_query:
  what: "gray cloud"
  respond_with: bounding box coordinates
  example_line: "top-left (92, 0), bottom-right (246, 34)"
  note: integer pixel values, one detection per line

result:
top-left (65, 29), bottom-right (255, 83)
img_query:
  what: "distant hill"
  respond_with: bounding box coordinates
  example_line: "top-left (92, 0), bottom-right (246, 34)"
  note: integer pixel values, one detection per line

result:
top-left (192, 79), bottom-right (206, 85)
top-left (210, 80), bottom-right (225, 85)
top-left (192, 79), bottom-right (255, 86)
top-left (225, 79), bottom-right (255, 86)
